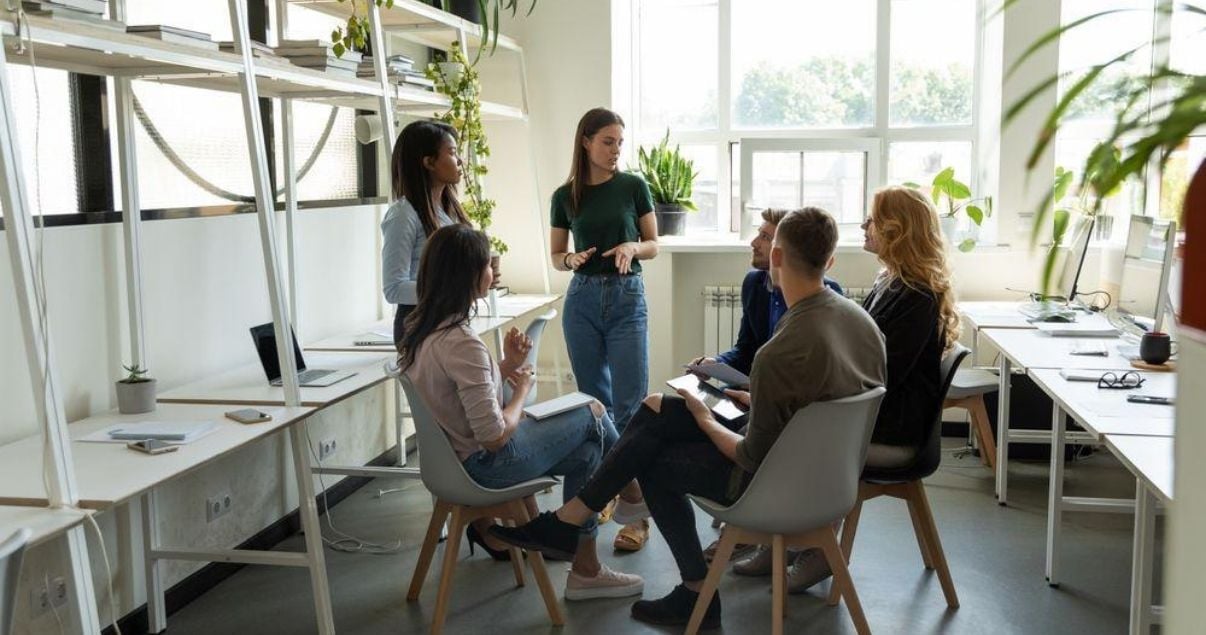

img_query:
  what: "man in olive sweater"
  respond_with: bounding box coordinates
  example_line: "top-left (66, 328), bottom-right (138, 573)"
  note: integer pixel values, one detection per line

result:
top-left (491, 208), bottom-right (886, 628)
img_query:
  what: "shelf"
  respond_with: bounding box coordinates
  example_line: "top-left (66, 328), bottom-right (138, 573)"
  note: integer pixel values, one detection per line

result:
top-left (288, 0), bottom-right (523, 53)
top-left (0, 13), bottom-right (383, 102)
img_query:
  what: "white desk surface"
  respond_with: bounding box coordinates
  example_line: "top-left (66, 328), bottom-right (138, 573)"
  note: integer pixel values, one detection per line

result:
top-left (0, 505), bottom-right (89, 545)
top-left (1028, 368), bottom-right (1177, 438)
top-left (960, 301), bottom-right (1034, 330)
top-left (158, 352), bottom-right (394, 407)
top-left (1104, 434), bottom-right (1174, 502)
top-left (304, 316), bottom-right (510, 353)
top-left (981, 328), bottom-right (1139, 371)
top-left (475, 293), bottom-right (561, 318)
top-left (0, 404), bottom-right (314, 508)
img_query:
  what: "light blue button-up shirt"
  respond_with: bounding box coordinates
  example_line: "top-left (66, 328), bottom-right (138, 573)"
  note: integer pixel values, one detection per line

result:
top-left (381, 197), bottom-right (453, 306)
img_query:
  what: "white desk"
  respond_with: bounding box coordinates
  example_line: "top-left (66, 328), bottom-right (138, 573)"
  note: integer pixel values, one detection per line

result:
top-left (980, 328), bottom-right (1138, 504)
top-left (157, 352), bottom-right (394, 407)
top-left (0, 505), bottom-right (89, 546)
top-left (475, 293), bottom-right (561, 318)
top-left (304, 316), bottom-right (508, 353)
top-left (1106, 434), bottom-right (1173, 635)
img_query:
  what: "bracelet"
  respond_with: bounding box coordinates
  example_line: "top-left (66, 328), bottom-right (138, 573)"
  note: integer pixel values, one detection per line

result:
top-left (562, 252), bottom-right (573, 270)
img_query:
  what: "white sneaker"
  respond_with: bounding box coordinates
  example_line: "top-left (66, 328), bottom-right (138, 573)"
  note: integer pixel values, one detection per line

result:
top-left (610, 499), bottom-right (651, 525)
top-left (564, 564), bottom-right (644, 601)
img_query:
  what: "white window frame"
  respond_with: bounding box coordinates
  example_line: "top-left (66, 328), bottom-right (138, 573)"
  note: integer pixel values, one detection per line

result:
top-left (629, 0), bottom-right (985, 238)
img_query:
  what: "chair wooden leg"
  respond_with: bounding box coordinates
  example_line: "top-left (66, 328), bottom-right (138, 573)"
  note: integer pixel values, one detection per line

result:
top-left (772, 534), bottom-right (786, 635)
top-left (905, 493), bottom-right (936, 570)
top-left (512, 501), bottom-right (564, 626)
top-left (969, 396), bottom-right (997, 470)
top-left (908, 481), bottom-right (959, 608)
top-left (504, 517), bottom-right (525, 587)
top-left (819, 528), bottom-right (872, 635)
top-left (687, 527), bottom-right (738, 635)
top-left (827, 501), bottom-right (863, 606)
top-left (408, 500), bottom-right (452, 601)
top-left (431, 505), bottom-right (466, 634)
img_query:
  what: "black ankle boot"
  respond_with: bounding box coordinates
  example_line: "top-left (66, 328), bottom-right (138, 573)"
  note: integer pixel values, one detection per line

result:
top-left (489, 511), bottom-right (580, 561)
top-left (631, 584), bottom-right (721, 630)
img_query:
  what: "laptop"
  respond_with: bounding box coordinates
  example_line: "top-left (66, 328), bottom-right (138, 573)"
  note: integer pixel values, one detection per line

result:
top-left (249, 323), bottom-right (356, 388)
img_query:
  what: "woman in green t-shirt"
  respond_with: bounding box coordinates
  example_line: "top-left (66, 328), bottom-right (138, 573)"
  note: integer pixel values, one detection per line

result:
top-left (550, 107), bottom-right (659, 551)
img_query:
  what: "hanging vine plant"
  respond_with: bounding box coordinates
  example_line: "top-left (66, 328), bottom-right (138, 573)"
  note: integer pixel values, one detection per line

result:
top-left (329, 0), bottom-right (394, 58)
top-left (427, 43), bottom-right (507, 254)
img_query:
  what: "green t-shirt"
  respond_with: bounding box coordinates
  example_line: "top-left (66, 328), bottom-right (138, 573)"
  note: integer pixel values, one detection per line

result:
top-left (550, 171), bottom-right (655, 275)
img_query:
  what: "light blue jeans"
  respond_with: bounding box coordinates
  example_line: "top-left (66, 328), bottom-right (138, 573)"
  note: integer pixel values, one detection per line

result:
top-left (462, 406), bottom-right (619, 537)
top-left (562, 273), bottom-right (650, 432)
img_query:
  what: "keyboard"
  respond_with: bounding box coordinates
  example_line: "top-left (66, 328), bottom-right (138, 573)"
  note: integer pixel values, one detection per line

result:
top-left (1018, 301), bottom-right (1077, 322)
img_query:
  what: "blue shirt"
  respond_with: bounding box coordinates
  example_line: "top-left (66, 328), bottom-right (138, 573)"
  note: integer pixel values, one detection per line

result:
top-left (381, 197), bottom-right (453, 306)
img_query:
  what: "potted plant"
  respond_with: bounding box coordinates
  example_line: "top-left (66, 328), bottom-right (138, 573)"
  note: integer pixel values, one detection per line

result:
top-left (636, 132), bottom-right (698, 237)
top-left (332, 0), bottom-right (539, 63)
top-left (904, 167), bottom-right (993, 252)
top-left (1003, 1), bottom-right (1206, 292)
top-left (427, 42), bottom-right (508, 282)
top-left (116, 365), bottom-right (156, 415)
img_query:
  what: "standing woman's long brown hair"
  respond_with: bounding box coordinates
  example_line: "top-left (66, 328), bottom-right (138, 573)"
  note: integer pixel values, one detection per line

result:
top-left (564, 108), bottom-right (626, 216)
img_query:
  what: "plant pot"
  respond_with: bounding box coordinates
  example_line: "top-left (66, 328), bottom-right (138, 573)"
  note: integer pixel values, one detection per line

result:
top-left (490, 252), bottom-right (502, 288)
top-left (939, 215), bottom-right (959, 243)
top-left (437, 61), bottom-right (465, 85)
top-left (116, 379), bottom-right (157, 415)
top-left (655, 204), bottom-right (688, 236)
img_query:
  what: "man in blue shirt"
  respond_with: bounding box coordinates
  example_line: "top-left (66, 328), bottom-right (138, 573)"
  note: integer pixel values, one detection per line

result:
top-left (693, 208), bottom-right (844, 376)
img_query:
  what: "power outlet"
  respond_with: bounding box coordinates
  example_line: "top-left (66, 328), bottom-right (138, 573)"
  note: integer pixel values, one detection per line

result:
top-left (317, 436), bottom-right (337, 461)
top-left (205, 492), bottom-right (233, 522)
top-left (28, 577), bottom-right (67, 617)
top-left (50, 577), bottom-right (67, 609)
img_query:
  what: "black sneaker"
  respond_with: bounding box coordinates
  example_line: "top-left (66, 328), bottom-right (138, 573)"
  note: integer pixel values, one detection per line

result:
top-left (630, 584), bottom-right (721, 630)
top-left (488, 511), bottom-right (580, 561)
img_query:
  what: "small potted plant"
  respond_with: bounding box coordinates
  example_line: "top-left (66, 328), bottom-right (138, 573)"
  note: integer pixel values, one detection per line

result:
top-left (905, 167), bottom-right (993, 252)
top-left (116, 365), bottom-right (156, 415)
top-left (636, 131), bottom-right (698, 237)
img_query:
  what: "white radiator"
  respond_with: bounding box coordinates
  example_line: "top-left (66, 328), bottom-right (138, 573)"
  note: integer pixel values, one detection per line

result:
top-left (701, 284), bottom-right (872, 356)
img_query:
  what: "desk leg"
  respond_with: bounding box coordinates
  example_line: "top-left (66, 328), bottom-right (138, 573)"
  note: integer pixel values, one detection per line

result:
top-left (142, 491), bottom-right (166, 633)
top-left (289, 425), bottom-right (336, 634)
top-left (1129, 482), bottom-right (1156, 635)
top-left (66, 526), bottom-right (101, 634)
top-left (394, 380), bottom-right (408, 467)
top-left (1045, 404), bottom-right (1065, 587)
top-left (996, 357), bottom-right (1012, 505)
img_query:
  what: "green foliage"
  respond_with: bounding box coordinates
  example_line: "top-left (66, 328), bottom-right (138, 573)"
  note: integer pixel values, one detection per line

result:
top-left (437, 0), bottom-right (539, 63)
top-left (636, 132), bottom-right (698, 210)
top-left (902, 167), bottom-right (993, 252)
top-left (427, 44), bottom-right (507, 254)
top-left (330, 0), bottom-right (394, 58)
top-left (121, 364), bottom-right (151, 384)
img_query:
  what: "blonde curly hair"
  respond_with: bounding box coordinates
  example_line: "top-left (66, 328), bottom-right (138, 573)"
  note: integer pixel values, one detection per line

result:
top-left (870, 186), bottom-right (961, 351)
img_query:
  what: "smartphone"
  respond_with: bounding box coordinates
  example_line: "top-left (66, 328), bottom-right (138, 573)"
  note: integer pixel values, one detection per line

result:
top-left (1127, 395), bottom-right (1175, 406)
top-left (127, 439), bottom-right (179, 455)
top-left (666, 375), bottom-right (748, 422)
top-left (225, 408), bottom-right (272, 424)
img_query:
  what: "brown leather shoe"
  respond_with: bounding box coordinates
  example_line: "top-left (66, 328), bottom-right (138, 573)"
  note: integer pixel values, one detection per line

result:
top-left (786, 547), bottom-right (833, 594)
top-left (703, 538), bottom-right (757, 563)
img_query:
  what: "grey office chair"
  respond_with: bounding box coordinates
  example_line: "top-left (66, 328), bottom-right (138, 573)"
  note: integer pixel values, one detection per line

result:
top-left (2, 528), bottom-right (31, 635)
top-left (830, 343), bottom-right (970, 611)
top-left (397, 375), bottom-right (563, 634)
top-left (501, 309), bottom-right (558, 407)
top-left (686, 387), bottom-right (886, 635)
top-left (944, 353), bottom-right (999, 469)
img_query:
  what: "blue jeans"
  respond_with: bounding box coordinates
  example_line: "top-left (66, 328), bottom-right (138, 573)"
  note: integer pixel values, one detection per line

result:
top-left (462, 406), bottom-right (619, 537)
top-left (562, 273), bottom-right (649, 432)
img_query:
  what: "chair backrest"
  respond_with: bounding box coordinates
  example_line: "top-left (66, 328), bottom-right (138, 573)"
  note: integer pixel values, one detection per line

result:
top-left (1, 529), bottom-right (31, 635)
top-left (502, 309), bottom-right (558, 407)
top-left (717, 387), bottom-right (886, 534)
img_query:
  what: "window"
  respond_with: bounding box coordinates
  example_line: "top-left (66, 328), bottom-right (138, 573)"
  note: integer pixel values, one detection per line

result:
top-left (0, 66), bottom-right (79, 217)
top-left (631, 0), bottom-right (981, 237)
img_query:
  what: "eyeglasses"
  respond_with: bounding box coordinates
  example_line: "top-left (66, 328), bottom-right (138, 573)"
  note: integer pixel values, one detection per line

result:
top-left (1097, 371), bottom-right (1145, 390)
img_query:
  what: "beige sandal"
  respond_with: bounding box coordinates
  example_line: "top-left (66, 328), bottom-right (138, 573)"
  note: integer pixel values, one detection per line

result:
top-left (613, 519), bottom-right (649, 552)
top-left (599, 498), bottom-right (616, 525)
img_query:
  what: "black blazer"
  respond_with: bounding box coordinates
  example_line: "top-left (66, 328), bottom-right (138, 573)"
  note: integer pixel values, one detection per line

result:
top-left (716, 269), bottom-right (844, 376)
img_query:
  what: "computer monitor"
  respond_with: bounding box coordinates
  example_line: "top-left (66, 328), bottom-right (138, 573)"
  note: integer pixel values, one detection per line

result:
top-left (1116, 216), bottom-right (1177, 332)
top-left (1054, 213), bottom-right (1094, 303)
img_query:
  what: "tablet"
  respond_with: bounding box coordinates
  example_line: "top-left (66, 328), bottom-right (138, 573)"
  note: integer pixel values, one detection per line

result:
top-left (666, 374), bottom-right (748, 422)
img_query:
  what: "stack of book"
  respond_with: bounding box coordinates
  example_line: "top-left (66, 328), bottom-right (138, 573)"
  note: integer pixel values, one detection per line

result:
top-left (127, 25), bottom-right (218, 50)
top-left (274, 40), bottom-right (361, 77)
top-left (399, 69), bottom-right (435, 89)
top-left (22, 0), bottom-right (123, 31)
top-left (356, 54), bottom-right (415, 80)
top-left (218, 40), bottom-right (279, 60)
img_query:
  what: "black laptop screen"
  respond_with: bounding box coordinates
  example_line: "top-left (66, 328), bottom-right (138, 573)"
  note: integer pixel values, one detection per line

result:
top-left (249, 323), bottom-right (307, 382)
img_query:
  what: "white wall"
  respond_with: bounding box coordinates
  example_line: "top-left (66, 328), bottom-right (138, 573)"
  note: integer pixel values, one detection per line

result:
top-left (1, 205), bottom-right (391, 632)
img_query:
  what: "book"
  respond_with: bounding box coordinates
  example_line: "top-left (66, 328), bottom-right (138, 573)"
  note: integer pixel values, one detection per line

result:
top-left (684, 361), bottom-right (750, 388)
top-left (218, 40), bottom-right (277, 58)
top-left (126, 24), bottom-right (211, 39)
top-left (128, 27), bottom-right (218, 50)
top-left (22, 4), bottom-right (125, 29)
top-left (106, 420), bottom-right (217, 443)
top-left (523, 392), bottom-right (597, 421)
top-left (666, 375), bottom-right (747, 422)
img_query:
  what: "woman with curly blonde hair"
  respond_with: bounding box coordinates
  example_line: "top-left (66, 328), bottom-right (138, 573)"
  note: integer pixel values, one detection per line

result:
top-left (860, 185), bottom-right (961, 461)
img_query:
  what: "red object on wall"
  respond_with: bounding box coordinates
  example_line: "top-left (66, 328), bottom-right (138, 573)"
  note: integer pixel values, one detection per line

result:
top-left (1183, 160), bottom-right (1205, 332)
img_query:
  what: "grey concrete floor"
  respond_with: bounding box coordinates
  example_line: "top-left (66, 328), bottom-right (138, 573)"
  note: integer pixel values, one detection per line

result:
top-left (165, 440), bottom-right (1157, 634)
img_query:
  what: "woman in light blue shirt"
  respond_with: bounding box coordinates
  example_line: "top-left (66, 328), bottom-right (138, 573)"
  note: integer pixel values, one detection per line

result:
top-left (382, 120), bottom-right (470, 344)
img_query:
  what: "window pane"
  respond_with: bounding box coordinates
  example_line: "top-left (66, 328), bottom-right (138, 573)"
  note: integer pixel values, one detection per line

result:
top-left (639, 0), bottom-right (718, 131)
top-left (750, 152), bottom-right (801, 209)
top-left (732, 0), bottom-right (876, 129)
top-left (887, 141), bottom-right (972, 189)
top-left (274, 101), bottom-right (360, 201)
top-left (889, 0), bottom-right (974, 126)
top-left (0, 66), bottom-right (78, 217)
top-left (748, 150), bottom-right (866, 224)
top-left (1159, 136), bottom-right (1205, 225)
top-left (125, 0), bottom-right (232, 42)
top-left (1058, 0), bottom-right (1154, 123)
top-left (677, 144), bottom-right (719, 232)
top-left (1170, 1), bottom-right (1206, 75)
top-left (1054, 135), bottom-right (1147, 241)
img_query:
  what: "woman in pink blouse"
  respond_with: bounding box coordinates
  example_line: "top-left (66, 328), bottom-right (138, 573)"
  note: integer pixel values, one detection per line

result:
top-left (399, 224), bottom-right (646, 601)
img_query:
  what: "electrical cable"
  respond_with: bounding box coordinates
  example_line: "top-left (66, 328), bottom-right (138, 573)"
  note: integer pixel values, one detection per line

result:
top-left (304, 427), bottom-right (405, 555)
